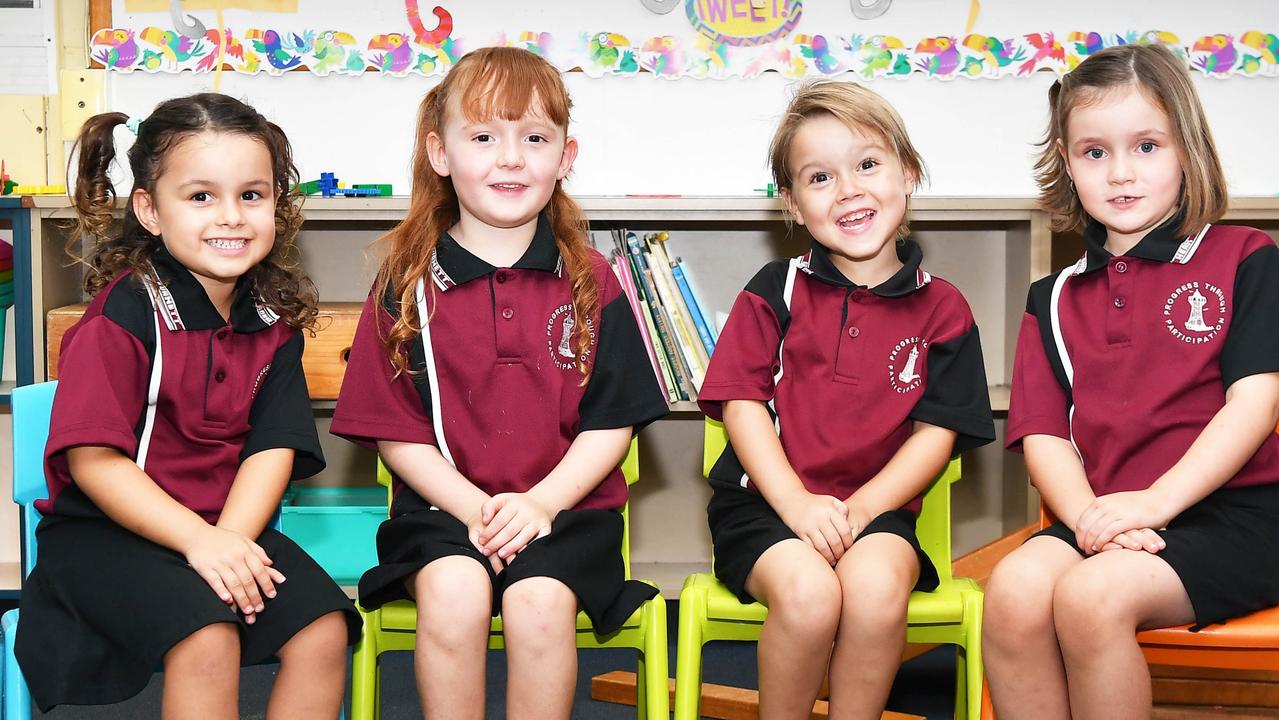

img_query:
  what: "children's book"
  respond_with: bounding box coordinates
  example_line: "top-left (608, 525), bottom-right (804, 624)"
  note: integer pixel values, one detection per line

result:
top-left (681, 261), bottom-right (718, 342)
top-left (611, 248), bottom-right (670, 401)
top-left (627, 232), bottom-right (691, 401)
top-left (645, 243), bottom-right (705, 389)
top-left (671, 257), bottom-right (715, 355)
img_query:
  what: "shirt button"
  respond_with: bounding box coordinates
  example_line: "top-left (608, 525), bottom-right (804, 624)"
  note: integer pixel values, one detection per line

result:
top-left (847, 326), bottom-right (860, 338)
top-left (501, 307), bottom-right (514, 320)
top-left (495, 272), bottom-right (508, 283)
top-left (1114, 261), bottom-right (1128, 273)
top-left (1113, 297), bottom-right (1126, 309)
top-left (214, 370), bottom-right (226, 383)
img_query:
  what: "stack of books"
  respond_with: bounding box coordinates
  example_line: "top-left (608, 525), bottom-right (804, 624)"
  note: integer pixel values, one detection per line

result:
top-left (606, 229), bottom-right (717, 403)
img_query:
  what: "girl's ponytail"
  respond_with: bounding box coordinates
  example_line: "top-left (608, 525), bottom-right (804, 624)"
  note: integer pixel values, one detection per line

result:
top-left (70, 112), bottom-right (129, 260)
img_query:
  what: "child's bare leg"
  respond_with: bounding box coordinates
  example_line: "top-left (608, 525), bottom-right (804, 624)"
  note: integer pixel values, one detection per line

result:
top-left (746, 538), bottom-right (842, 720)
top-left (827, 533), bottom-right (918, 720)
top-left (502, 576), bottom-right (579, 720)
top-left (1054, 549), bottom-right (1194, 720)
top-left (267, 611), bottom-right (350, 720)
top-left (162, 622), bottom-right (240, 720)
top-left (412, 556), bottom-right (493, 720)
top-left (982, 537), bottom-right (1083, 720)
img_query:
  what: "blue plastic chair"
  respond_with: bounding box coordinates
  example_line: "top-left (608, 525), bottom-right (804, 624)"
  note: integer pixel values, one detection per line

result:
top-left (0, 382), bottom-right (336, 719)
top-left (2, 380), bottom-right (55, 720)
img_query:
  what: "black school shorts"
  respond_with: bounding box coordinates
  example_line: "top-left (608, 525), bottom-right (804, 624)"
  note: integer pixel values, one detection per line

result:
top-left (1033, 482), bottom-right (1279, 630)
top-left (707, 481), bottom-right (939, 604)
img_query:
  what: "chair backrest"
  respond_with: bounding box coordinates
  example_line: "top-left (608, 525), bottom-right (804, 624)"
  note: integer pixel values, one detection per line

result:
top-left (11, 380), bottom-right (282, 579)
top-left (12, 381), bottom-right (58, 578)
top-left (375, 436), bottom-right (641, 578)
top-left (702, 418), bottom-right (959, 584)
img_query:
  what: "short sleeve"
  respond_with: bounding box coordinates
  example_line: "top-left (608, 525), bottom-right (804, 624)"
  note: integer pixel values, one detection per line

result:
top-left (330, 292), bottom-right (437, 450)
top-left (578, 290), bottom-right (670, 432)
top-left (1221, 243), bottom-right (1279, 389)
top-left (696, 289), bottom-right (784, 421)
top-left (46, 314), bottom-right (150, 463)
top-left (910, 323), bottom-right (996, 455)
top-left (242, 331), bottom-right (325, 480)
top-left (1006, 309), bottom-right (1072, 451)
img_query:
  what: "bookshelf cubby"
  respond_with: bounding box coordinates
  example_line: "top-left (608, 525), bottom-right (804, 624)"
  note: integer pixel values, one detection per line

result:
top-left (8, 194), bottom-right (1279, 594)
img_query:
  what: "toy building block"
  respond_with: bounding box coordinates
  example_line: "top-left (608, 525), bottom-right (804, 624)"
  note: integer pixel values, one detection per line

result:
top-left (297, 174), bottom-right (392, 198)
top-left (12, 185), bottom-right (67, 195)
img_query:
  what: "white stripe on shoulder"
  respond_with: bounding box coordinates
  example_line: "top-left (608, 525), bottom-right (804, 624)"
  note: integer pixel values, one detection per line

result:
top-left (145, 272), bottom-right (183, 331)
top-left (429, 251), bottom-right (455, 291)
top-left (415, 278), bottom-right (455, 466)
top-left (136, 283), bottom-right (166, 470)
top-left (1173, 224), bottom-right (1211, 265)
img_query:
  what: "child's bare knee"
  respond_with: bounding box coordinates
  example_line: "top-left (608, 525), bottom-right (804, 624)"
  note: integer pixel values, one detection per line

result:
top-left (279, 611), bottom-right (349, 664)
top-left (501, 576), bottom-right (576, 625)
top-left (1053, 563), bottom-right (1131, 641)
top-left (840, 565), bottom-right (912, 627)
top-left (768, 570), bottom-right (842, 635)
top-left (165, 622), bottom-right (240, 672)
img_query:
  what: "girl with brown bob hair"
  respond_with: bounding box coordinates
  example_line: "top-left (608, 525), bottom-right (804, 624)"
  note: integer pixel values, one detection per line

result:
top-left (332, 47), bottom-right (667, 719)
top-left (988, 44), bottom-right (1279, 720)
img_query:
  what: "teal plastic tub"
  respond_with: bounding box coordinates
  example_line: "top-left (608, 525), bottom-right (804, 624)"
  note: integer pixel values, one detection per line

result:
top-left (281, 487), bottom-right (386, 586)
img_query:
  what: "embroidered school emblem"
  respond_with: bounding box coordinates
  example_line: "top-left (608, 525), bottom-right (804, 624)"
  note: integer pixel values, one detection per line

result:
top-left (888, 336), bottom-right (927, 393)
top-left (545, 303), bottom-right (595, 370)
top-left (1163, 281), bottom-right (1226, 344)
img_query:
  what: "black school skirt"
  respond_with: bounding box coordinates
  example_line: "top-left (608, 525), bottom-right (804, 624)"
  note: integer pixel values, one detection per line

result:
top-left (14, 515), bottom-right (361, 712)
top-left (357, 506), bottom-right (657, 635)
top-left (1033, 482), bottom-right (1279, 630)
top-left (707, 481), bottom-right (940, 604)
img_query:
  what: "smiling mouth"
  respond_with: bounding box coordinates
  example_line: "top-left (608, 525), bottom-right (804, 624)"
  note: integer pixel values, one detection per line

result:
top-left (1109, 196), bottom-right (1141, 206)
top-left (491, 183), bottom-right (527, 191)
top-left (837, 209), bottom-right (876, 230)
top-left (206, 238), bottom-right (248, 250)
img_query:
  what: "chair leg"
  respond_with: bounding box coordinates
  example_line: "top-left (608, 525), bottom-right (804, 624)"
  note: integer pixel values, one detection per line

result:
top-left (674, 588), bottom-right (707, 720)
top-left (636, 649), bottom-right (648, 720)
top-left (960, 590), bottom-right (985, 720)
top-left (350, 608), bottom-right (378, 720)
top-left (642, 597), bottom-right (670, 720)
top-left (3, 609), bottom-right (33, 720)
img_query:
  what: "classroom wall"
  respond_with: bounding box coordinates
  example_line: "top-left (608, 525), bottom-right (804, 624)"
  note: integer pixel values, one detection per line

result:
top-left (100, 0), bottom-right (1279, 197)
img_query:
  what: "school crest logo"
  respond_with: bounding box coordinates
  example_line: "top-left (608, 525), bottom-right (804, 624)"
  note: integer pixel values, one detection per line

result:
top-left (888, 337), bottom-right (927, 394)
top-left (1163, 281), bottom-right (1226, 344)
top-left (546, 303), bottom-right (595, 370)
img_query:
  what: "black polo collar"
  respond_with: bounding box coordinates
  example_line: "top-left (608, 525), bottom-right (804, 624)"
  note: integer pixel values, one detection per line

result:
top-left (430, 214), bottom-right (563, 291)
top-left (801, 239), bottom-right (931, 297)
top-left (147, 247), bottom-right (279, 332)
top-left (1076, 213), bottom-right (1211, 275)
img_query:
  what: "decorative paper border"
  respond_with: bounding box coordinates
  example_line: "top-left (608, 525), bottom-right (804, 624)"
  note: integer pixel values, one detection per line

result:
top-left (89, 28), bottom-right (1279, 79)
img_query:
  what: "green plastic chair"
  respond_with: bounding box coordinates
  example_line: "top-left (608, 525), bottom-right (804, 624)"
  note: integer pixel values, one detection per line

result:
top-left (350, 438), bottom-right (669, 720)
top-left (674, 419), bottom-right (984, 720)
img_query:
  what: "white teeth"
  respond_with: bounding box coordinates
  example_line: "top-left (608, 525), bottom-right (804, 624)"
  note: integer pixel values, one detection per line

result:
top-left (839, 210), bottom-right (874, 224)
top-left (207, 238), bottom-right (247, 249)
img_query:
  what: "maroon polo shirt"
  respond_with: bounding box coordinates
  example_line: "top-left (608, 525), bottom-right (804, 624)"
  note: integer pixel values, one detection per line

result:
top-left (40, 247), bottom-right (325, 523)
top-left (330, 215), bottom-right (668, 515)
top-left (698, 240), bottom-right (996, 511)
top-left (1008, 218), bottom-right (1279, 496)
